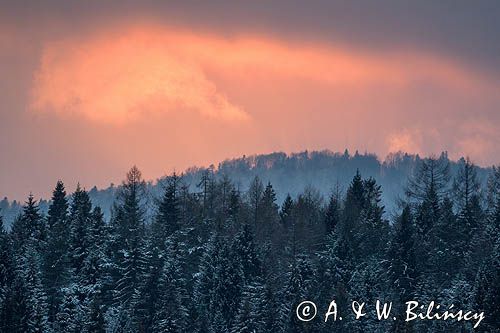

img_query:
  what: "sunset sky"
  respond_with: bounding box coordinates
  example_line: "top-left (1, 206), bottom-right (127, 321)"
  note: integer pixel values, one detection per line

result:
top-left (1, 1), bottom-right (499, 200)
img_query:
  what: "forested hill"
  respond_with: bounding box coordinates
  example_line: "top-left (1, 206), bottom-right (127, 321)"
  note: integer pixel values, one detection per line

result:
top-left (0, 151), bottom-right (499, 332)
top-left (0, 150), bottom-right (494, 227)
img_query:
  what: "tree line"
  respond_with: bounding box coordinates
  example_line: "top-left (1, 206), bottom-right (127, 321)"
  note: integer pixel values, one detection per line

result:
top-left (0, 157), bottom-right (499, 332)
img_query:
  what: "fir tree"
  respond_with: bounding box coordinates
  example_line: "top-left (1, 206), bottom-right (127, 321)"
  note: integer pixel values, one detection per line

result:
top-left (388, 206), bottom-right (417, 314)
top-left (257, 182), bottom-right (279, 242)
top-left (152, 237), bottom-right (189, 333)
top-left (324, 192), bottom-right (340, 234)
top-left (112, 166), bottom-right (147, 309)
top-left (231, 281), bottom-right (276, 333)
top-left (43, 181), bottom-right (70, 323)
top-left (231, 223), bottom-right (261, 283)
top-left (473, 238), bottom-right (500, 332)
top-left (152, 173), bottom-right (181, 249)
top-left (247, 176), bottom-right (264, 227)
top-left (280, 194), bottom-right (294, 227)
top-left (278, 255), bottom-right (315, 333)
top-left (69, 185), bottom-right (93, 280)
top-left (342, 170), bottom-right (365, 246)
top-left (0, 215), bottom-right (15, 331)
top-left (17, 239), bottom-right (49, 332)
top-left (11, 194), bottom-right (45, 253)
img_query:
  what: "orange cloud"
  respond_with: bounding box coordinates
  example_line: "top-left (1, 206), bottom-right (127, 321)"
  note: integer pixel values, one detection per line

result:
top-left (20, 21), bottom-right (499, 189)
top-left (31, 28), bottom-right (248, 124)
top-left (31, 24), bottom-right (491, 125)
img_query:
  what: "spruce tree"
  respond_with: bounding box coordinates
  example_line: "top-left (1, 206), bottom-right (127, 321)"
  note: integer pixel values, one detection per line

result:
top-left (247, 176), bottom-right (263, 227)
top-left (257, 182), bottom-right (279, 242)
top-left (278, 255), bottom-right (315, 333)
top-left (324, 193), bottom-right (340, 234)
top-left (231, 281), bottom-right (276, 333)
top-left (473, 238), bottom-right (500, 332)
top-left (112, 166), bottom-right (147, 309)
top-left (193, 235), bottom-right (221, 332)
top-left (17, 238), bottom-right (49, 332)
top-left (360, 177), bottom-right (387, 257)
top-left (388, 206), bottom-right (417, 309)
top-left (44, 181), bottom-right (70, 323)
top-left (69, 185), bottom-right (93, 280)
top-left (342, 170), bottom-right (365, 246)
top-left (152, 173), bottom-right (181, 250)
top-left (152, 237), bottom-right (189, 333)
top-left (0, 215), bottom-right (15, 331)
top-left (231, 223), bottom-right (261, 283)
top-left (280, 194), bottom-right (294, 227)
top-left (11, 194), bottom-right (45, 253)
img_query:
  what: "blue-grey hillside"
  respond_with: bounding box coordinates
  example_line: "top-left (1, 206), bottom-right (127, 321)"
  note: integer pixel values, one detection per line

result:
top-left (0, 150), bottom-right (493, 227)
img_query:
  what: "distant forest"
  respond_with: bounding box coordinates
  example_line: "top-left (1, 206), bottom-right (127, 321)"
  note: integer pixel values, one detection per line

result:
top-left (0, 150), bottom-right (493, 227)
top-left (0, 151), bottom-right (499, 332)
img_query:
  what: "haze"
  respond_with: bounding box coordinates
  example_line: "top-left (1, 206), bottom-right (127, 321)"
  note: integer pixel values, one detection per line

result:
top-left (1, 1), bottom-right (499, 200)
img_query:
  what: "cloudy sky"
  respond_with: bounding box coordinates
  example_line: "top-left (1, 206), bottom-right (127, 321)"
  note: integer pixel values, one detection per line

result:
top-left (1, 0), bottom-right (499, 200)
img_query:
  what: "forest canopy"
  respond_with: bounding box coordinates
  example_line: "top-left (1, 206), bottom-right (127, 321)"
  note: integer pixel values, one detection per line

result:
top-left (0, 152), bottom-right (499, 332)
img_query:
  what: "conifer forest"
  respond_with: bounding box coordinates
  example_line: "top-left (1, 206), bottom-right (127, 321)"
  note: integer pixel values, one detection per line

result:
top-left (0, 154), bottom-right (499, 332)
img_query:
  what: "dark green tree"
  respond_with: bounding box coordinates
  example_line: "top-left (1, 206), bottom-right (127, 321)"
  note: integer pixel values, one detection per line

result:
top-left (112, 166), bottom-right (147, 309)
top-left (68, 185), bottom-right (93, 280)
top-left (43, 181), bottom-right (70, 322)
top-left (388, 206), bottom-right (417, 315)
top-left (324, 192), bottom-right (341, 234)
top-left (11, 194), bottom-right (45, 253)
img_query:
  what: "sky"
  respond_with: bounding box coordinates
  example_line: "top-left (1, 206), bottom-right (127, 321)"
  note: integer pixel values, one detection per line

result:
top-left (1, 1), bottom-right (499, 200)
